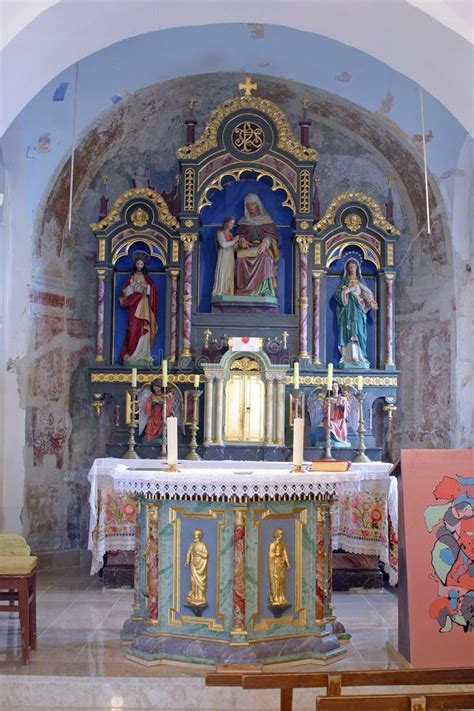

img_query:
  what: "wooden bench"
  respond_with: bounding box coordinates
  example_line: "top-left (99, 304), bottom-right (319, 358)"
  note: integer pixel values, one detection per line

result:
top-left (316, 691), bottom-right (474, 710)
top-left (0, 535), bottom-right (38, 664)
top-left (206, 668), bottom-right (474, 711)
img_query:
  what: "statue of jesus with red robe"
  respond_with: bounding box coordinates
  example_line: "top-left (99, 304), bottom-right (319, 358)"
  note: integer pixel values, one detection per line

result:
top-left (119, 254), bottom-right (158, 364)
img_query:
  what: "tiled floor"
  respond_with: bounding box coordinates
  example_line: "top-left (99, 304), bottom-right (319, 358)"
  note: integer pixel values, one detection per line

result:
top-left (0, 565), bottom-right (399, 676)
top-left (0, 565), bottom-right (401, 709)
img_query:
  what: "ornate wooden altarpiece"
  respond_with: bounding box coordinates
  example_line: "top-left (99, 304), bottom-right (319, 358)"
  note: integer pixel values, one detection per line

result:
top-left (89, 79), bottom-right (400, 461)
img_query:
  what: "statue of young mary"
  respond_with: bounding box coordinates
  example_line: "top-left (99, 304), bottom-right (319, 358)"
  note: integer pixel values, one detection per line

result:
top-left (333, 256), bottom-right (378, 368)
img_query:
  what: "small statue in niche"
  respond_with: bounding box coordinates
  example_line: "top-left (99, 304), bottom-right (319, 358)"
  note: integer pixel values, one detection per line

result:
top-left (235, 193), bottom-right (279, 298)
top-left (119, 252), bottom-right (158, 365)
top-left (323, 381), bottom-right (351, 448)
top-left (334, 256), bottom-right (378, 368)
top-left (137, 381), bottom-right (183, 443)
top-left (211, 216), bottom-right (238, 296)
top-left (185, 529), bottom-right (209, 606)
top-left (268, 528), bottom-right (290, 606)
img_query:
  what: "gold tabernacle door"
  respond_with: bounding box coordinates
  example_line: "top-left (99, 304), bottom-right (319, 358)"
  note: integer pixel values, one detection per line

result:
top-left (224, 371), bottom-right (265, 442)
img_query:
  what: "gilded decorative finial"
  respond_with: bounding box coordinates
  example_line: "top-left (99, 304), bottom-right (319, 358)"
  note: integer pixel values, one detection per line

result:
top-left (239, 76), bottom-right (257, 97)
top-left (302, 98), bottom-right (310, 110)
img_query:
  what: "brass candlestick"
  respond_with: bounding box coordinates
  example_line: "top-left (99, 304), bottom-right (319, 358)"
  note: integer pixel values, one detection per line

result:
top-left (322, 392), bottom-right (336, 461)
top-left (160, 387), bottom-right (168, 458)
top-left (353, 389), bottom-right (371, 463)
top-left (123, 387), bottom-right (140, 459)
top-left (186, 389), bottom-right (202, 461)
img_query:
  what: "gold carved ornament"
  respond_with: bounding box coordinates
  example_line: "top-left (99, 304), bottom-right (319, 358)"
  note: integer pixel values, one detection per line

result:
top-left (232, 121), bottom-right (265, 153)
top-left (198, 167), bottom-right (295, 213)
top-left (343, 213), bottom-right (362, 232)
top-left (130, 207), bottom-right (149, 227)
top-left (177, 96), bottom-right (318, 163)
top-left (299, 170), bottom-right (311, 213)
top-left (296, 235), bottom-right (313, 253)
top-left (180, 233), bottom-right (198, 252)
top-left (239, 76), bottom-right (258, 96)
top-left (90, 188), bottom-right (179, 231)
top-left (314, 192), bottom-right (400, 234)
top-left (183, 168), bottom-right (195, 212)
top-left (230, 357), bottom-right (260, 371)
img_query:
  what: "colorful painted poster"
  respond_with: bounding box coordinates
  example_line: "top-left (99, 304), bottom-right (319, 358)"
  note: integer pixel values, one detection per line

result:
top-left (398, 449), bottom-right (474, 668)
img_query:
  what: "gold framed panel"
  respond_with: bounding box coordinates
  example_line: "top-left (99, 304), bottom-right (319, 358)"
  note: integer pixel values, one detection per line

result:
top-left (168, 507), bottom-right (226, 631)
top-left (252, 507), bottom-right (307, 632)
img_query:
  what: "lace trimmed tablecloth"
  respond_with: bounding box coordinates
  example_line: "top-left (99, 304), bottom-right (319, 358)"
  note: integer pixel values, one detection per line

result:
top-left (87, 458), bottom-right (398, 585)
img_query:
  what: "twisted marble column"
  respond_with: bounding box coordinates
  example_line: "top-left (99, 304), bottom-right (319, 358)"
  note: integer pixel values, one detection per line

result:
top-left (169, 269), bottom-right (179, 363)
top-left (312, 270), bottom-right (323, 365)
top-left (180, 234), bottom-right (197, 358)
top-left (231, 507), bottom-right (247, 639)
top-left (146, 502), bottom-right (159, 624)
top-left (296, 236), bottom-right (312, 359)
top-left (95, 269), bottom-right (106, 361)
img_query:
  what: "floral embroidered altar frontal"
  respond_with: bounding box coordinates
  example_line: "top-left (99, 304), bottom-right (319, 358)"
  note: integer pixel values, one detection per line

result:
top-left (88, 459), bottom-right (397, 584)
top-left (87, 459), bottom-right (395, 668)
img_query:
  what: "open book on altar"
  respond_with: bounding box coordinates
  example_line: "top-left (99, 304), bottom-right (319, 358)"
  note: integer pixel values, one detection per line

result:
top-left (311, 460), bottom-right (351, 472)
top-left (237, 247), bottom-right (260, 258)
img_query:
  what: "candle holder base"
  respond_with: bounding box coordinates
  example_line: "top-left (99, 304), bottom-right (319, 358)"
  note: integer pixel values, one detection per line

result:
top-left (353, 452), bottom-right (371, 464)
top-left (185, 450), bottom-right (201, 461)
top-left (123, 449), bottom-right (140, 460)
top-left (292, 464), bottom-right (304, 473)
top-left (167, 464), bottom-right (179, 473)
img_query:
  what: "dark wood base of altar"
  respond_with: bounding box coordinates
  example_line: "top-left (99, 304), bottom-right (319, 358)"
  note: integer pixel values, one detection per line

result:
top-left (105, 441), bottom-right (384, 463)
top-left (100, 550), bottom-right (385, 592)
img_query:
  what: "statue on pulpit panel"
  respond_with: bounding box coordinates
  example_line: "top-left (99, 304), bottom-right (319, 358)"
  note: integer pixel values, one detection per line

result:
top-left (268, 528), bottom-right (290, 606)
top-left (334, 257), bottom-right (378, 367)
top-left (235, 193), bottom-right (279, 298)
top-left (185, 529), bottom-right (209, 606)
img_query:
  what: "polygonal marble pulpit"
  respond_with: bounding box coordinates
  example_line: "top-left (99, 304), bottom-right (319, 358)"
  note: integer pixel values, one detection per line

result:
top-left (119, 464), bottom-right (348, 668)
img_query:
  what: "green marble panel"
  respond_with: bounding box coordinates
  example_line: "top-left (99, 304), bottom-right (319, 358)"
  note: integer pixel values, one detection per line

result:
top-left (157, 500), bottom-right (233, 641)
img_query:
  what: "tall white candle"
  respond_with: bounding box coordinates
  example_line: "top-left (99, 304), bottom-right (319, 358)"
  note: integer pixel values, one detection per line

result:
top-left (131, 368), bottom-right (137, 388)
top-left (293, 362), bottom-right (300, 390)
top-left (356, 375), bottom-right (364, 391)
top-left (167, 416), bottom-right (178, 467)
top-left (293, 417), bottom-right (304, 469)
top-left (193, 374), bottom-right (200, 389)
top-left (326, 363), bottom-right (333, 391)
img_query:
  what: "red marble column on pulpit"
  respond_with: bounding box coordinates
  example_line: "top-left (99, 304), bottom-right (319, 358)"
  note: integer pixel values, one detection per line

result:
top-left (231, 507), bottom-right (247, 637)
top-left (146, 502), bottom-right (159, 623)
top-left (180, 234), bottom-right (197, 358)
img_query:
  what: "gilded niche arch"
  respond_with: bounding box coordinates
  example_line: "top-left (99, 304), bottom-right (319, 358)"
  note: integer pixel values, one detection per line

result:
top-left (198, 167), bottom-right (296, 214)
top-left (314, 192), bottom-right (399, 235)
top-left (111, 235), bottom-right (168, 266)
top-left (90, 187), bottom-right (179, 232)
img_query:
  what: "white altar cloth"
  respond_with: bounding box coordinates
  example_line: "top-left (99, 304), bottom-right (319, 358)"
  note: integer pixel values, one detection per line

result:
top-left (87, 459), bottom-right (397, 584)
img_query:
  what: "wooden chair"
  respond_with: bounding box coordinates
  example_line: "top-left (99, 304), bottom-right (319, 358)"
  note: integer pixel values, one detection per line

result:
top-left (316, 691), bottom-right (474, 710)
top-left (206, 668), bottom-right (474, 711)
top-left (0, 538), bottom-right (38, 664)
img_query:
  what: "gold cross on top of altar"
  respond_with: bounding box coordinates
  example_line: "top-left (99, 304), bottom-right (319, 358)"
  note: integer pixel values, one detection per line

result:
top-left (239, 76), bottom-right (257, 96)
